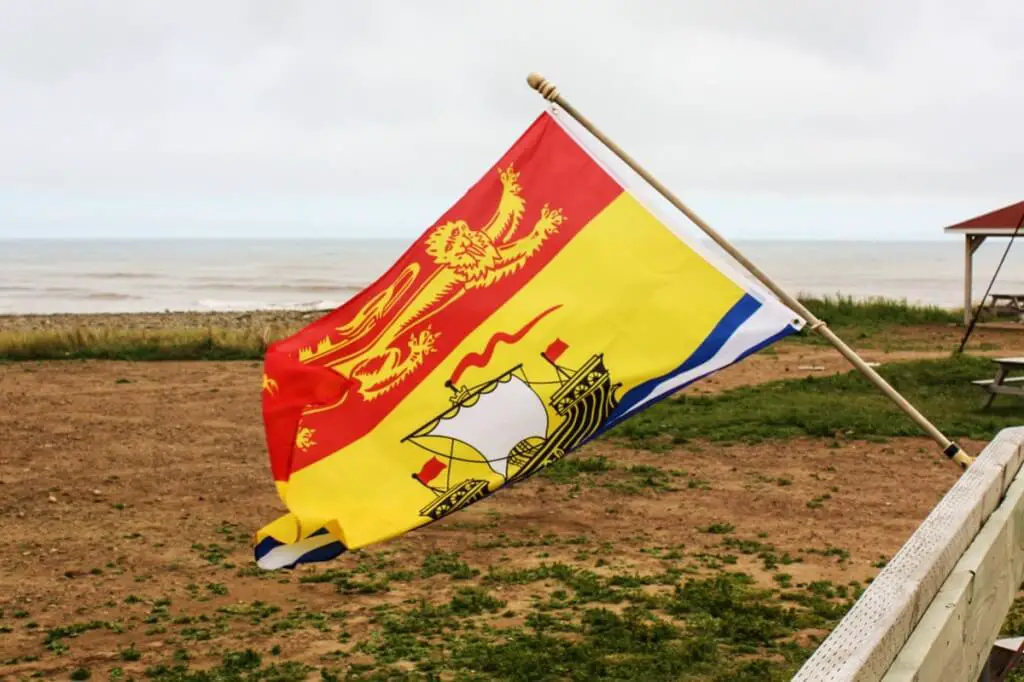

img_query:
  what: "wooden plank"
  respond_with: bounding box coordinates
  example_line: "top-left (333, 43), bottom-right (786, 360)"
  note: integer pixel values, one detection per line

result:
top-left (971, 377), bottom-right (1024, 386)
top-left (882, 468), bottom-right (1024, 681)
top-left (792, 427), bottom-right (1024, 682)
top-left (966, 236), bottom-right (975, 327)
top-left (881, 570), bottom-right (972, 681)
top-left (984, 386), bottom-right (1024, 397)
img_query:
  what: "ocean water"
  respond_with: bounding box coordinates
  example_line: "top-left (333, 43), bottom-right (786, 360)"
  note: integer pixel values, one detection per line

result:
top-left (1, 238), bottom-right (1023, 315)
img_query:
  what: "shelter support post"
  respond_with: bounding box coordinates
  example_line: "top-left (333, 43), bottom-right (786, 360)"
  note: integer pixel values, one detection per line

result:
top-left (965, 235), bottom-right (987, 327)
top-left (526, 72), bottom-right (974, 469)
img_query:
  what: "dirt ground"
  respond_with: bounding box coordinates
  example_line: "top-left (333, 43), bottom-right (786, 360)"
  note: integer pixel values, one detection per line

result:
top-left (0, 327), bottom-right (1019, 679)
top-left (0, 321), bottom-right (1019, 675)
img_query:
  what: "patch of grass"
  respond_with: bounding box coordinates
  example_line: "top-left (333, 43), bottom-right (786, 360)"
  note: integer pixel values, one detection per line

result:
top-left (601, 464), bottom-right (679, 495)
top-left (484, 562), bottom-right (622, 603)
top-left (789, 295), bottom-right (960, 349)
top-left (206, 583), bottom-right (228, 596)
top-left (610, 355), bottom-right (1018, 445)
top-left (0, 297), bottom-right (957, 362)
top-left (420, 551), bottom-right (477, 580)
top-left (139, 648), bottom-right (311, 681)
top-left (1002, 591), bottom-right (1024, 636)
top-left (542, 455), bottom-right (616, 483)
top-left (528, 573), bottom-right (832, 677)
top-left (43, 620), bottom-right (115, 653)
top-left (719, 537), bottom-right (795, 571)
top-left (355, 566), bottom-right (844, 681)
top-left (216, 600), bottom-right (281, 623)
top-left (598, 462), bottom-right (679, 493)
top-left (804, 546), bottom-right (851, 565)
top-left (0, 556), bottom-right (863, 680)
top-left (191, 542), bottom-right (231, 566)
top-left (800, 295), bottom-right (958, 330)
top-left (0, 326), bottom-right (290, 361)
top-left (298, 567), bottom-right (392, 595)
top-left (120, 644), bottom-right (142, 661)
top-left (806, 494), bottom-right (830, 509)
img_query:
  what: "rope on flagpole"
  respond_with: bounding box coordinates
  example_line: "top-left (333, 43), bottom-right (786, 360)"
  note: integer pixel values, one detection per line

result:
top-left (525, 72), bottom-right (974, 470)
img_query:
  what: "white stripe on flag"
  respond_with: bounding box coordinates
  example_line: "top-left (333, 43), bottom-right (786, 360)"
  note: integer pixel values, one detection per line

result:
top-left (256, 532), bottom-right (340, 570)
top-left (620, 303), bottom-right (794, 420)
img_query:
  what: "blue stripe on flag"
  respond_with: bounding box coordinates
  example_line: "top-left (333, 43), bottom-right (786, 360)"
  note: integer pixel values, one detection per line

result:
top-left (291, 539), bottom-right (346, 566)
top-left (595, 294), bottom-right (795, 436)
top-left (253, 535), bottom-right (283, 557)
top-left (254, 526), bottom-right (347, 570)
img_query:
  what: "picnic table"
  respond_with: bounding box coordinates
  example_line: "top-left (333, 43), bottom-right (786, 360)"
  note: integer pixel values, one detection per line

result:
top-left (972, 357), bottom-right (1024, 408)
top-left (983, 293), bottom-right (1024, 321)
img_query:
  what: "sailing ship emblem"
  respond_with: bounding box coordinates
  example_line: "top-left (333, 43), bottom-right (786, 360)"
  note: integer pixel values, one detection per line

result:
top-left (402, 340), bottom-right (621, 521)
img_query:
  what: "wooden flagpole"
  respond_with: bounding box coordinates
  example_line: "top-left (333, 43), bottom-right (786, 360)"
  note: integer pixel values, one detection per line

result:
top-left (526, 72), bottom-right (975, 470)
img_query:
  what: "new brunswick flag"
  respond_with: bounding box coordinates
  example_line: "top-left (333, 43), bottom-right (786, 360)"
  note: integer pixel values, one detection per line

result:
top-left (254, 110), bottom-right (805, 569)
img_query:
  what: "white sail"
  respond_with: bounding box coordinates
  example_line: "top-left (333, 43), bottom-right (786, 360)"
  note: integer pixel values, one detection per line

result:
top-left (426, 376), bottom-right (548, 478)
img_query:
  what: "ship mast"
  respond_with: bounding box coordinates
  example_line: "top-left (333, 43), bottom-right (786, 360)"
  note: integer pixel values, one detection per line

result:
top-left (541, 353), bottom-right (574, 382)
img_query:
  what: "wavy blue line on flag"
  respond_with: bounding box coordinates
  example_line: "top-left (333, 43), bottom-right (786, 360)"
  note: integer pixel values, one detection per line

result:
top-left (596, 293), bottom-right (798, 435)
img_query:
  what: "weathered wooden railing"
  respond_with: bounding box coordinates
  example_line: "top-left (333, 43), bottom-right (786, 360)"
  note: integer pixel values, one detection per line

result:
top-left (794, 427), bottom-right (1024, 681)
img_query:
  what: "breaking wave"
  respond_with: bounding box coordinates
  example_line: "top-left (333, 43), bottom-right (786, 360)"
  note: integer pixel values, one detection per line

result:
top-left (80, 272), bottom-right (162, 280)
top-left (82, 292), bottom-right (143, 301)
top-left (195, 299), bottom-right (350, 312)
top-left (188, 282), bottom-right (366, 294)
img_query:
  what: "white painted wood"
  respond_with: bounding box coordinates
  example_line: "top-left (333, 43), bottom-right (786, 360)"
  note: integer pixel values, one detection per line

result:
top-left (883, 467), bottom-right (1024, 681)
top-left (971, 378), bottom-right (1024, 386)
top-left (966, 235), bottom-right (975, 327)
top-left (882, 570), bottom-right (972, 681)
top-left (994, 636), bottom-right (1024, 651)
top-left (792, 427), bottom-right (1024, 682)
top-left (983, 385), bottom-right (1024, 397)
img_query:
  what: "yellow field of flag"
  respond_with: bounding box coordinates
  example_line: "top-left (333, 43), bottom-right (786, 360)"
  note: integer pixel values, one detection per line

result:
top-left (254, 109), bottom-right (805, 569)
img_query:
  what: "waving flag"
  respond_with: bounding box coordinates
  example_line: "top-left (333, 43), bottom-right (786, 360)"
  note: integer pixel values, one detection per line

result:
top-left (254, 110), bottom-right (804, 569)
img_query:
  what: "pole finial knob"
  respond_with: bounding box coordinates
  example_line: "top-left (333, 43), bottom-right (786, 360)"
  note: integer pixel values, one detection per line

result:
top-left (527, 72), bottom-right (559, 101)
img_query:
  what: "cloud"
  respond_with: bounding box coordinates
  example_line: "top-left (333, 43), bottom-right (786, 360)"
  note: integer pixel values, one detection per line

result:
top-left (0, 0), bottom-right (1021, 238)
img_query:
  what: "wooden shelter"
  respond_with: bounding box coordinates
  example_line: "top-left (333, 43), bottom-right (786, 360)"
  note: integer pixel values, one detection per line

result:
top-left (944, 200), bottom-right (1024, 325)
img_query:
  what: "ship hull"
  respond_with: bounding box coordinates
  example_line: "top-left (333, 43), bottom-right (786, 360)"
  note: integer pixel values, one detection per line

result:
top-left (412, 353), bottom-right (619, 521)
top-left (419, 478), bottom-right (491, 521)
top-left (509, 354), bottom-right (618, 482)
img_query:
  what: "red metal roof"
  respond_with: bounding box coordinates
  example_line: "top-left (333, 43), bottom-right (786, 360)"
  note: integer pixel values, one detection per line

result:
top-left (945, 200), bottom-right (1024, 234)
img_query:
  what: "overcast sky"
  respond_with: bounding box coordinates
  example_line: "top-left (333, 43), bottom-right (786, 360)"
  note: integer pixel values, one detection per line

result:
top-left (1, 1), bottom-right (1020, 241)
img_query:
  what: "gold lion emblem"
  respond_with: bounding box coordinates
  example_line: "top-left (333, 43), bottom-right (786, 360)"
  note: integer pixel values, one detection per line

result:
top-left (299, 165), bottom-right (565, 404)
top-left (295, 427), bottom-right (317, 451)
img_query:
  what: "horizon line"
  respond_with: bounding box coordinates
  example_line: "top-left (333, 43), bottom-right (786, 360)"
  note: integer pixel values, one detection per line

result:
top-left (0, 236), bottom-right (959, 243)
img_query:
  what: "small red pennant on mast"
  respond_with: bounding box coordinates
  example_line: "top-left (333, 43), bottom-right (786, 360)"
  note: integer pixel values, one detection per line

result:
top-left (544, 338), bottom-right (569, 362)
